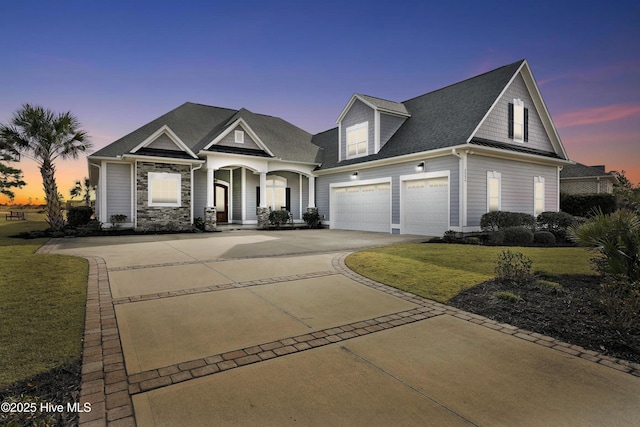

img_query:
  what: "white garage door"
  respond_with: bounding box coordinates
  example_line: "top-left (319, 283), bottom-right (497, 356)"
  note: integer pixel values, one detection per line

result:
top-left (402, 177), bottom-right (449, 236)
top-left (332, 183), bottom-right (391, 233)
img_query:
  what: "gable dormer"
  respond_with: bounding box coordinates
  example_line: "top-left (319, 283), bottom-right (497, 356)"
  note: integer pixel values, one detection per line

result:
top-left (336, 94), bottom-right (410, 161)
top-left (130, 125), bottom-right (198, 158)
top-left (202, 116), bottom-right (274, 157)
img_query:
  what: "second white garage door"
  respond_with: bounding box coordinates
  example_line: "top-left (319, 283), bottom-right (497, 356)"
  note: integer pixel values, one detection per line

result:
top-left (331, 183), bottom-right (391, 233)
top-left (402, 177), bottom-right (449, 236)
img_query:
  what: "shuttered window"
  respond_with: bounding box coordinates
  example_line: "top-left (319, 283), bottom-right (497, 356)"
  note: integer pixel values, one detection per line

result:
top-left (508, 99), bottom-right (528, 142)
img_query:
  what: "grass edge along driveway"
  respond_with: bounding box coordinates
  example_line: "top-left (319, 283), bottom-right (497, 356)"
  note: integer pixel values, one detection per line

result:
top-left (0, 214), bottom-right (88, 388)
top-left (345, 243), bottom-right (593, 303)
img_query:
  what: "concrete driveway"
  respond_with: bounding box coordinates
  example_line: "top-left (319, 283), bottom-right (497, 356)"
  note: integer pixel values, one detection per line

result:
top-left (45, 230), bottom-right (640, 426)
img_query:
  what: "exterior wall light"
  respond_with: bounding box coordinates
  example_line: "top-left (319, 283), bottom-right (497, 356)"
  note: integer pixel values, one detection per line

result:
top-left (351, 171), bottom-right (358, 180)
top-left (416, 162), bottom-right (425, 172)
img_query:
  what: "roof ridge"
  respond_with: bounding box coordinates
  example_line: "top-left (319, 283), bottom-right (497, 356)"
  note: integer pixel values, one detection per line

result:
top-left (402, 59), bottom-right (525, 103)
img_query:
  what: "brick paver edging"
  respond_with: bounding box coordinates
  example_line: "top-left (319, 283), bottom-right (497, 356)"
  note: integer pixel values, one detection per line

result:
top-left (335, 252), bottom-right (640, 377)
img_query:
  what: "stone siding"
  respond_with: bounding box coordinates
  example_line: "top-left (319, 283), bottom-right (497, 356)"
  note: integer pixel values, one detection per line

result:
top-left (136, 162), bottom-right (192, 231)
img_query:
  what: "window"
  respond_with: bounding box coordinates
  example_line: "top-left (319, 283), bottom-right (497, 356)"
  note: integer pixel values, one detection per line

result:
top-left (534, 176), bottom-right (545, 216)
top-left (148, 172), bottom-right (181, 207)
top-left (508, 99), bottom-right (528, 142)
top-left (266, 176), bottom-right (287, 210)
top-left (487, 171), bottom-right (501, 212)
top-left (346, 122), bottom-right (368, 158)
top-left (234, 130), bottom-right (244, 143)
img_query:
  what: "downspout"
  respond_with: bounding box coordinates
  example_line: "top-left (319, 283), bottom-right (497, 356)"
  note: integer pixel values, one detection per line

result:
top-left (191, 163), bottom-right (203, 224)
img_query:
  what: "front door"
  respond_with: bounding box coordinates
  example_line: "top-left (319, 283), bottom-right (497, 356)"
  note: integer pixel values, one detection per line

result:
top-left (215, 183), bottom-right (228, 223)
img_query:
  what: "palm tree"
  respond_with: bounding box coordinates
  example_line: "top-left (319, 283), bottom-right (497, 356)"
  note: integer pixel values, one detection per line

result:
top-left (0, 104), bottom-right (91, 231)
top-left (70, 177), bottom-right (93, 206)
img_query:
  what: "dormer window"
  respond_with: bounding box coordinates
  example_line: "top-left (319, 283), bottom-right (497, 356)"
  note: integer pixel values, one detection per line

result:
top-left (508, 99), bottom-right (528, 143)
top-left (234, 130), bottom-right (244, 143)
top-left (346, 122), bottom-right (368, 158)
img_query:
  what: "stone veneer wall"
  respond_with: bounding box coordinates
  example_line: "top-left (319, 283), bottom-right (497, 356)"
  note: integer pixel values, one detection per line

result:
top-left (136, 161), bottom-right (191, 231)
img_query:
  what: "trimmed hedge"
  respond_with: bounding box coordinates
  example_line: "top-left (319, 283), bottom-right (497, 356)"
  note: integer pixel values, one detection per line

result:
top-left (480, 211), bottom-right (535, 232)
top-left (536, 211), bottom-right (575, 240)
top-left (533, 231), bottom-right (556, 245)
top-left (67, 206), bottom-right (93, 227)
top-left (502, 226), bottom-right (534, 245)
top-left (560, 193), bottom-right (616, 217)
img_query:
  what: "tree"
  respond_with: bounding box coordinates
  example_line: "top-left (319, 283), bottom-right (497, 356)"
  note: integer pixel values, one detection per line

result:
top-left (0, 140), bottom-right (26, 201)
top-left (70, 177), bottom-right (93, 206)
top-left (0, 104), bottom-right (91, 231)
top-left (613, 170), bottom-right (640, 214)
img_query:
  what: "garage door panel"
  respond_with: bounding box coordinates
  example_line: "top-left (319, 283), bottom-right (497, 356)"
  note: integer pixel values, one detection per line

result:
top-left (402, 177), bottom-right (449, 236)
top-left (332, 183), bottom-right (390, 233)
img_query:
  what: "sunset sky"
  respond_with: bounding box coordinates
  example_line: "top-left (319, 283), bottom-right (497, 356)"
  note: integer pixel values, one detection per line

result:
top-left (1, 1), bottom-right (638, 205)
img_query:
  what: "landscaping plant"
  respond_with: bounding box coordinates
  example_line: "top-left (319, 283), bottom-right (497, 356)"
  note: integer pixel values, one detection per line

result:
top-left (495, 250), bottom-right (533, 284)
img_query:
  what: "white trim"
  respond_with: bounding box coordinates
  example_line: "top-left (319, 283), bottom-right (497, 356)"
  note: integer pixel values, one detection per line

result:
top-left (487, 170), bottom-right (502, 212)
top-left (336, 94), bottom-right (410, 124)
top-left (374, 110), bottom-right (381, 154)
top-left (299, 174), bottom-right (303, 219)
top-left (234, 130), bottom-right (244, 144)
top-left (557, 166), bottom-right (562, 212)
top-left (241, 168), bottom-right (247, 222)
top-left (130, 125), bottom-right (198, 158)
top-left (121, 154), bottom-right (204, 165)
top-left (513, 98), bottom-right (525, 143)
top-left (229, 169), bottom-right (234, 222)
top-left (203, 119), bottom-right (275, 157)
top-left (338, 122), bottom-right (342, 162)
top-left (399, 170), bottom-right (450, 236)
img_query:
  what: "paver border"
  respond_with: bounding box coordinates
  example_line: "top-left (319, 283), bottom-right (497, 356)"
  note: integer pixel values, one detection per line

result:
top-left (36, 237), bottom-right (640, 425)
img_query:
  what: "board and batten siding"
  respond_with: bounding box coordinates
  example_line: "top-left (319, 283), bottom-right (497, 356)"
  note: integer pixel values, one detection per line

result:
top-left (466, 154), bottom-right (558, 227)
top-left (106, 162), bottom-right (133, 222)
top-left (232, 167), bottom-right (243, 221)
top-left (316, 155), bottom-right (459, 230)
top-left (474, 74), bottom-right (555, 153)
top-left (193, 168), bottom-right (207, 221)
top-left (340, 99), bottom-right (375, 160)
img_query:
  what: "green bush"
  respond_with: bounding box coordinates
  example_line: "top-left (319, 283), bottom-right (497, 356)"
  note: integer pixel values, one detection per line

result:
top-left (536, 211), bottom-right (574, 240)
top-left (534, 279), bottom-right (563, 292)
top-left (560, 193), bottom-right (616, 217)
top-left (480, 211), bottom-right (535, 232)
top-left (485, 230), bottom-right (504, 245)
top-left (596, 277), bottom-right (640, 331)
top-left (269, 209), bottom-right (290, 227)
top-left (502, 226), bottom-right (534, 245)
top-left (495, 250), bottom-right (532, 284)
top-left (533, 231), bottom-right (556, 245)
top-left (462, 236), bottom-right (482, 245)
top-left (493, 291), bottom-right (521, 303)
top-left (443, 230), bottom-right (459, 243)
top-left (67, 206), bottom-right (93, 227)
top-left (302, 210), bottom-right (321, 228)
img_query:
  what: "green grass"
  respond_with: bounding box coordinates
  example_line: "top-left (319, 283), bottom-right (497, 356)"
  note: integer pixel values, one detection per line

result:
top-left (345, 243), bottom-right (593, 303)
top-left (0, 211), bottom-right (88, 387)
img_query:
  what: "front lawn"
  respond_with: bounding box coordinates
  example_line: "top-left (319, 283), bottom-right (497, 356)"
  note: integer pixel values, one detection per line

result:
top-left (0, 211), bottom-right (88, 387)
top-left (345, 243), bottom-right (592, 303)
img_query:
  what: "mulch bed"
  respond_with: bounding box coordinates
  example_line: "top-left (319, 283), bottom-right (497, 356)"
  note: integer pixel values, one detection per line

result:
top-left (449, 275), bottom-right (640, 364)
top-left (0, 359), bottom-right (81, 427)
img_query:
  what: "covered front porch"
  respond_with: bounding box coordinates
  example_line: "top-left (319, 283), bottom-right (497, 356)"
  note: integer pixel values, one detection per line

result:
top-left (194, 153), bottom-right (317, 227)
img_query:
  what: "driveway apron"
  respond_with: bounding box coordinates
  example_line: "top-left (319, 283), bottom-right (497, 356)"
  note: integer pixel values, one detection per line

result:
top-left (44, 230), bottom-right (640, 426)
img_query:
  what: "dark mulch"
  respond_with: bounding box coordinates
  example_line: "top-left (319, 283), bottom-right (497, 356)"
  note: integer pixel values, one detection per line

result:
top-left (449, 274), bottom-right (640, 364)
top-left (0, 359), bottom-right (81, 427)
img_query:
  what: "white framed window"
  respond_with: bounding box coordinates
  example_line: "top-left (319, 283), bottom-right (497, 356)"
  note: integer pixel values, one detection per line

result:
top-left (534, 176), bottom-right (545, 216)
top-left (266, 176), bottom-right (287, 210)
top-left (148, 172), bottom-right (181, 207)
top-left (487, 171), bottom-right (501, 212)
top-left (346, 122), bottom-right (368, 158)
top-left (234, 130), bottom-right (244, 143)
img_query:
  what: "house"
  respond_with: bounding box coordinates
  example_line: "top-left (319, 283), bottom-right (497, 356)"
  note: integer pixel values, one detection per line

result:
top-left (88, 59), bottom-right (571, 236)
top-left (560, 163), bottom-right (617, 194)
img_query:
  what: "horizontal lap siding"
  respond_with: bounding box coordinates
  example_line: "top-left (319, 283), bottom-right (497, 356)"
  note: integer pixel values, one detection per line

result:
top-left (106, 163), bottom-right (132, 221)
top-left (316, 156), bottom-right (459, 227)
top-left (467, 155), bottom-right (558, 226)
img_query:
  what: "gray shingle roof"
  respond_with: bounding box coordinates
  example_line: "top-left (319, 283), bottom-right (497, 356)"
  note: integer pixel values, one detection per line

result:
top-left (91, 102), bottom-right (323, 164)
top-left (314, 60), bottom-right (527, 169)
top-left (357, 94), bottom-right (409, 116)
top-left (561, 162), bottom-right (615, 179)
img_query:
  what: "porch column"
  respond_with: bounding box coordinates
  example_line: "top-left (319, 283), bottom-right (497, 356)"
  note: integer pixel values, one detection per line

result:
top-left (204, 168), bottom-right (216, 232)
top-left (257, 171), bottom-right (269, 229)
top-left (307, 175), bottom-right (316, 208)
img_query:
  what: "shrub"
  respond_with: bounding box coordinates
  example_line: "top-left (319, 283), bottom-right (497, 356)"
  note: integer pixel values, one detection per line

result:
top-left (67, 206), bottom-right (93, 227)
top-left (534, 279), bottom-right (563, 292)
top-left (596, 276), bottom-right (640, 331)
top-left (480, 211), bottom-right (535, 232)
top-left (443, 230), bottom-right (459, 243)
top-left (569, 208), bottom-right (640, 281)
top-left (536, 211), bottom-right (574, 240)
top-left (502, 226), bottom-right (534, 245)
top-left (269, 209), bottom-right (290, 227)
top-left (533, 231), bottom-right (556, 245)
top-left (110, 214), bottom-right (127, 230)
top-left (76, 220), bottom-right (102, 236)
top-left (462, 236), bottom-right (482, 245)
top-left (560, 193), bottom-right (616, 217)
top-left (493, 291), bottom-right (521, 303)
top-left (495, 250), bottom-right (532, 284)
top-left (193, 217), bottom-right (205, 231)
top-left (302, 210), bottom-right (321, 228)
top-left (485, 230), bottom-right (504, 245)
